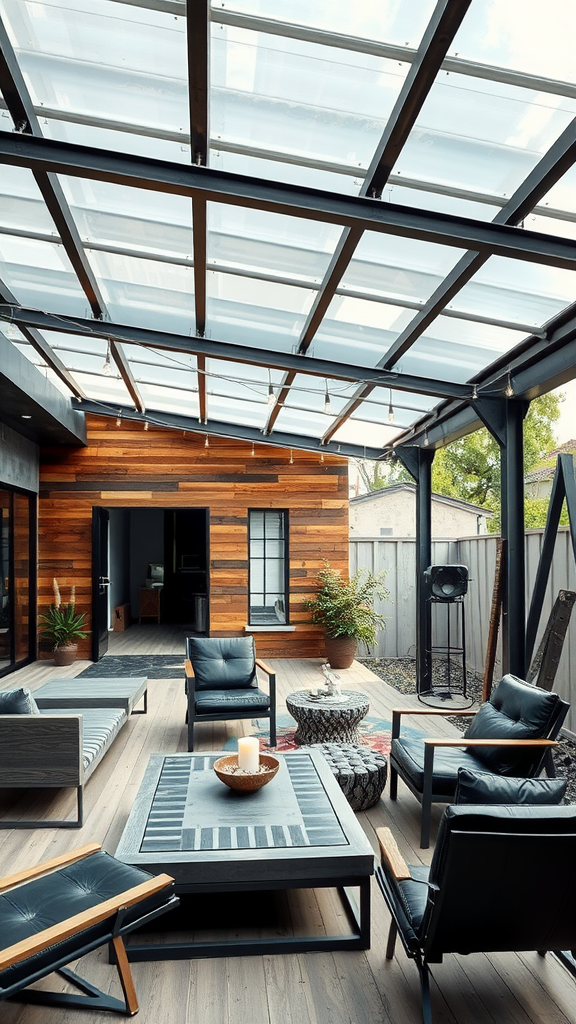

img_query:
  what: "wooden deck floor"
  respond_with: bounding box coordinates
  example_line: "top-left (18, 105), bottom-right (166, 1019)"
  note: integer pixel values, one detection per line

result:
top-left (1, 625), bottom-right (575, 1024)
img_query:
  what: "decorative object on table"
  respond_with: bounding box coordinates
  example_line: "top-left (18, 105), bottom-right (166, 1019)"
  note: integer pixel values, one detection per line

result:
top-left (305, 561), bottom-right (389, 668)
top-left (314, 742), bottom-right (388, 810)
top-left (237, 735), bottom-right (260, 770)
top-left (38, 578), bottom-right (90, 666)
top-left (321, 661), bottom-right (343, 699)
top-left (286, 689), bottom-right (370, 745)
top-left (213, 753), bottom-right (280, 791)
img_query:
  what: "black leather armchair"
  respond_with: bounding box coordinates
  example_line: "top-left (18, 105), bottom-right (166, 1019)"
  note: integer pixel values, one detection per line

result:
top-left (185, 636), bottom-right (276, 751)
top-left (0, 843), bottom-right (177, 1014)
top-left (389, 674), bottom-right (569, 847)
top-left (375, 805), bottom-right (576, 1024)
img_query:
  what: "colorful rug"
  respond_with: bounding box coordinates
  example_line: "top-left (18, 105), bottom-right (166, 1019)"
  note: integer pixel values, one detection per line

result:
top-left (225, 713), bottom-right (423, 756)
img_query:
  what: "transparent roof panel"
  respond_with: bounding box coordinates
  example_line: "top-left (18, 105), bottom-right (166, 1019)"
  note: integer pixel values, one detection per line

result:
top-left (341, 232), bottom-right (467, 303)
top-left (208, 204), bottom-right (340, 277)
top-left (450, 0), bottom-right (576, 84)
top-left (0, 235), bottom-right (89, 315)
top-left (397, 74), bottom-right (576, 199)
top-left (211, 24), bottom-right (408, 171)
top-left (210, 147), bottom-right (362, 197)
top-left (4, 0), bottom-right (189, 139)
top-left (453, 257), bottom-right (576, 328)
top-left (221, 1), bottom-right (438, 47)
top-left (533, 164), bottom-right (576, 219)
top-left (67, 370), bottom-right (132, 405)
top-left (206, 268), bottom-right (315, 350)
top-left (86, 250), bottom-right (195, 333)
top-left (136, 382), bottom-right (200, 420)
top-left (331, 417), bottom-right (395, 449)
top-left (43, 116), bottom-right (192, 165)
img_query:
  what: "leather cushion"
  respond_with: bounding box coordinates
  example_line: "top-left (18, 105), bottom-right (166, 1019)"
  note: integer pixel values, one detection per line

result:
top-left (382, 863), bottom-right (430, 951)
top-left (464, 674), bottom-right (560, 773)
top-left (195, 688), bottom-right (270, 715)
top-left (0, 687), bottom-right (39, 715)
top-left (455, 767), bottom-right (566, 805)
top-left (0, 851), bottom-right (172, 990)
top-left (391, 737), bottom-right (489, 799)
top-left (187, 637), bottom-right (257, 690)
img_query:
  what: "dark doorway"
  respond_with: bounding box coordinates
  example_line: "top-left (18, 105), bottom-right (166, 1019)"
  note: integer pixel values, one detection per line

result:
top-left (92, 507), bottom-right (110, 661)
top-left (163, 509), bottom-right (208, 629)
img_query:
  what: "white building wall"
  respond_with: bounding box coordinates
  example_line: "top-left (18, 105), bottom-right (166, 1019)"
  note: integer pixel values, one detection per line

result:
top-left (349, 491), bottom-right (486, 538)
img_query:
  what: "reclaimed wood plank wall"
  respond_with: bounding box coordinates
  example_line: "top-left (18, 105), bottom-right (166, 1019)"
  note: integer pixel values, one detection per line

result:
top-left (38, 416), bottom-right (349, 658)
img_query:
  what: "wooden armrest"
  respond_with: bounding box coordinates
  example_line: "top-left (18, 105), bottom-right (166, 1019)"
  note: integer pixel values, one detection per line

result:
top-left (375, 827), bottom-right (411, 881)
top-left (184, 659), bottom-right (195, 678)
top-left (255, 658), bottom-right (275, 677)
top-left (0, 844), bottom-right (101, 894)
top-left (424, 737), bottom-right (557, 748)
top-left (0, 873), bottom-right (175, 972)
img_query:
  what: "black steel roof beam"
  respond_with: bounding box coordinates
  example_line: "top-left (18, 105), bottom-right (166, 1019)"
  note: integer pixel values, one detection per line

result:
top-left (73, 398), bottom-right (384, 460)
top-left (379, 116), bottom-right (576, 370)
top-left (186, 0), bottom-right (209, 351)
top-left (2, 133), bottom-right (575, 270)
top-left (0, 305), bottom-right (472, 402)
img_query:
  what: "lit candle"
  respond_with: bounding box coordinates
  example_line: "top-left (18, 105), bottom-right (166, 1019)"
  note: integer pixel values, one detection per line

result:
top-left (237, 736), bottom-right (259, 772)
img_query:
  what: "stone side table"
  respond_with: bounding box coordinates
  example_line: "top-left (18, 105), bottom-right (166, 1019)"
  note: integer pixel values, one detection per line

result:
top-left (286, 690), bottom-right (370, 745)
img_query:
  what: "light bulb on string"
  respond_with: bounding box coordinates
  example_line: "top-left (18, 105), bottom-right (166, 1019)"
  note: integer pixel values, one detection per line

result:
top-left (505, 371), bottom-right (514, 398)
top-left (116, 410), bottom-right (122, 427)
top-left (267, 369), bottom-right (275, 406)
top-left (143, 420), bottom-right (149, 431)
top-left (324, 380), bottom-right (332, 415)
top-left (102, 340), bottom-right (112, 376)
top-left (251, 441), bottom-right (255, 457)
top-left (204, 434), bottom-right (209, 448)
top-left (423, 429), bottom-right (429, 447)
top-left (387, 389), bottom-right (394, 423)
top-left (289, 449), bottom-right (294, 464)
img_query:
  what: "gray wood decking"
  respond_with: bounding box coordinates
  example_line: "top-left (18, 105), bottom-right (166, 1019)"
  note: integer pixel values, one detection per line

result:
top-left (0, 625), bottom-right (574, 1024)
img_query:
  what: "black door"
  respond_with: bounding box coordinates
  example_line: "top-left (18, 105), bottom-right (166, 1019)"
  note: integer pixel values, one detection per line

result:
top-left (91, 507), bottom-right (110, 661)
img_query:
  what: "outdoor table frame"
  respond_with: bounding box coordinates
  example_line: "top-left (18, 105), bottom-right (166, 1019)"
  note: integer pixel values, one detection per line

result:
top-left (115, 750), bottom-right (374, 961)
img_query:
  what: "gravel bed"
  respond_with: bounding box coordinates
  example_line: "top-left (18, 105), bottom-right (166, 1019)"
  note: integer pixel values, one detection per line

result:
top-left (360, 657), bottom-right (576, 804)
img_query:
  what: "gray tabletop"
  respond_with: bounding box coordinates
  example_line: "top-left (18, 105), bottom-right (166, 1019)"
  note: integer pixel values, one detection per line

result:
top-left (34, 677), bottom-right (148, 714)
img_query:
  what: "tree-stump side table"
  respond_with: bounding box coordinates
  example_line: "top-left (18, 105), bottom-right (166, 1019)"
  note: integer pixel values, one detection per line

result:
top-left (286, 690), bottom-right (370, 745)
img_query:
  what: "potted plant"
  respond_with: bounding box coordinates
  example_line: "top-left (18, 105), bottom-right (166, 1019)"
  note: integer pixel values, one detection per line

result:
top-left (39, 579), bottom-right (90, 666)
top-left (306, 562), bottom-right (389, 669)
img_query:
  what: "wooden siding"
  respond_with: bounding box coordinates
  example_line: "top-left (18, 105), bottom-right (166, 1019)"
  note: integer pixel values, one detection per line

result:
top-left (38, 416), bottom-right (349, 658)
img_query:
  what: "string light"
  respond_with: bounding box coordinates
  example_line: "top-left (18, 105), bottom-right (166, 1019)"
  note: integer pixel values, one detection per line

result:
top-left (116, 410), bottom-right (122, 427)
top-left (324, 380), bottom-right (332, 415)
top-left (505, 371), bottom-right (514, 398)
top-left (102, 339), bottom-right (112, 376)
top-left (472, 384), bottom-right (478, 401)
top-left (387, 389), bottom-right (394, 422)
top-left (251, 441), bottom-right (255, 456)
top-left (320, 451), bottom-right (324, 462)
top-left (143, 420), bottom-right (149, 431)
top-left (289, 449), bottom-right (294, 464)
top-left (204, 434), bottom-right (209, 448)
top-left (423, 429), bottom-right (429, 447)
top-left (267, 368), bottom-right (275, 406)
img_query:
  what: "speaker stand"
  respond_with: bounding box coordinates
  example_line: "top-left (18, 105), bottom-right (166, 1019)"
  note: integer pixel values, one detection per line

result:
top-left (418, 599), bottom-right (473, 710)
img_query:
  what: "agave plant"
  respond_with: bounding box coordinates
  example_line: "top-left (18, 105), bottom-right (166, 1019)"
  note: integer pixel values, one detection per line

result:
top-left (38, 579), bottom-right (90, 649)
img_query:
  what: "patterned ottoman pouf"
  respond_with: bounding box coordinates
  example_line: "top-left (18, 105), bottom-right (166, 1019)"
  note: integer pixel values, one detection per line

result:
top-left (313, 742), bottom-right (388, 811)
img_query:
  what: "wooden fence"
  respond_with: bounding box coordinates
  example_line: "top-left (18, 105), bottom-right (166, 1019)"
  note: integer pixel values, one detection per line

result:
top-left (350, 529), bottom-right (576, 736)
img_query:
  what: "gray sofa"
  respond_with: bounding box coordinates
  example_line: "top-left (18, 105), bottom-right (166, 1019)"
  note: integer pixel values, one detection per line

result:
top-left (0, 687), bottom-right (131, 828)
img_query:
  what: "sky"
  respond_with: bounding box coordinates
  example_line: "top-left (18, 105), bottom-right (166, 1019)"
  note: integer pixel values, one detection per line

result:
top-left (552, 379), bottom-right (576, 445)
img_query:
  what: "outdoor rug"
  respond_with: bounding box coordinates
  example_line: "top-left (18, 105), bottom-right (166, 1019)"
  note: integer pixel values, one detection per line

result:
top-left (225, 713), bottom-right (424, 757)
top-left (78, 655), bottom-right (185, 679)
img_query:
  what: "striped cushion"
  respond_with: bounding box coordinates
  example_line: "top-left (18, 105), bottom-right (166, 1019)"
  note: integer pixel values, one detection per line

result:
top-left (39, 707), bottom-right (127, 774)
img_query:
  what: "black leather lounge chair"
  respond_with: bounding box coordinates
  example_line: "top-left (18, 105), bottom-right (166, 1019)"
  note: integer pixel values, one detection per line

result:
top-left (375, 804), bottom-right (576, 1024)
top-left (0, 843), bottom-right (177, 1015)
top-left (389, 673), bottom-right (569, 846)
top-left (185, 636), bottom-right (276, 751)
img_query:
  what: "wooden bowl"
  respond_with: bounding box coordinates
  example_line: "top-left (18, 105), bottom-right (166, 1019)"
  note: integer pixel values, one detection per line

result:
top-left (213, 754), bottom-right (280, 792)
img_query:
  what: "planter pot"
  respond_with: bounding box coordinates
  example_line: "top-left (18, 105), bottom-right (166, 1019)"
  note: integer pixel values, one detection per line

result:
top-left (53, 644), bottom-right (78, 667)
top-left (324, 636), bottom-right (358, 670)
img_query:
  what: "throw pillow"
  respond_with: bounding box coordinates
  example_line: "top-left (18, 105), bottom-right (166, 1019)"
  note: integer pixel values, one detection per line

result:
top-left (455, 767), bottom-right (566, 805)
top-left (0, 687), bottom-right (40, 715)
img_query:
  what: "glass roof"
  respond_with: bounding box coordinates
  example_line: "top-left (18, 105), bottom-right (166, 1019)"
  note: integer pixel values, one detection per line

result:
top-left (1, 0), bottom-right (576, 459)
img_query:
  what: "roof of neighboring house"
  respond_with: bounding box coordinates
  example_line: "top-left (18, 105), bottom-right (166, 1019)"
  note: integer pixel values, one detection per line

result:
top-left (524, 441), bottom-right (576, 483)
top-left (350, 482), bottom-right (492, 517)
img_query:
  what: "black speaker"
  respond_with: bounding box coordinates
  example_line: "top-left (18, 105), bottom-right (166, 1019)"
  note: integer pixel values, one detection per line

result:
top-left (424, 564), bottom-right (468, 602)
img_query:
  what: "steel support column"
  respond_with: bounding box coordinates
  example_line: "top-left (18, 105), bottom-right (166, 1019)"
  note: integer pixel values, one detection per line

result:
top-left (396, 446), bottom-right (434, 692)
top-left (501, 401), bottom-right (528, 676)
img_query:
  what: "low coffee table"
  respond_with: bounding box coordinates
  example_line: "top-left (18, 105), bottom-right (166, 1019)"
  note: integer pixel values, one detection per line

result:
top-left (286, 689), bottom-right (370, 744)
top-left (115, 749), bottom-right (374, 960)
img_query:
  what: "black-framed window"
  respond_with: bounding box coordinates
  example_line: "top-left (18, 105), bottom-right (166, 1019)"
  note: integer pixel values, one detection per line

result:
top-left (248, 510), bottom-right (288, 625)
